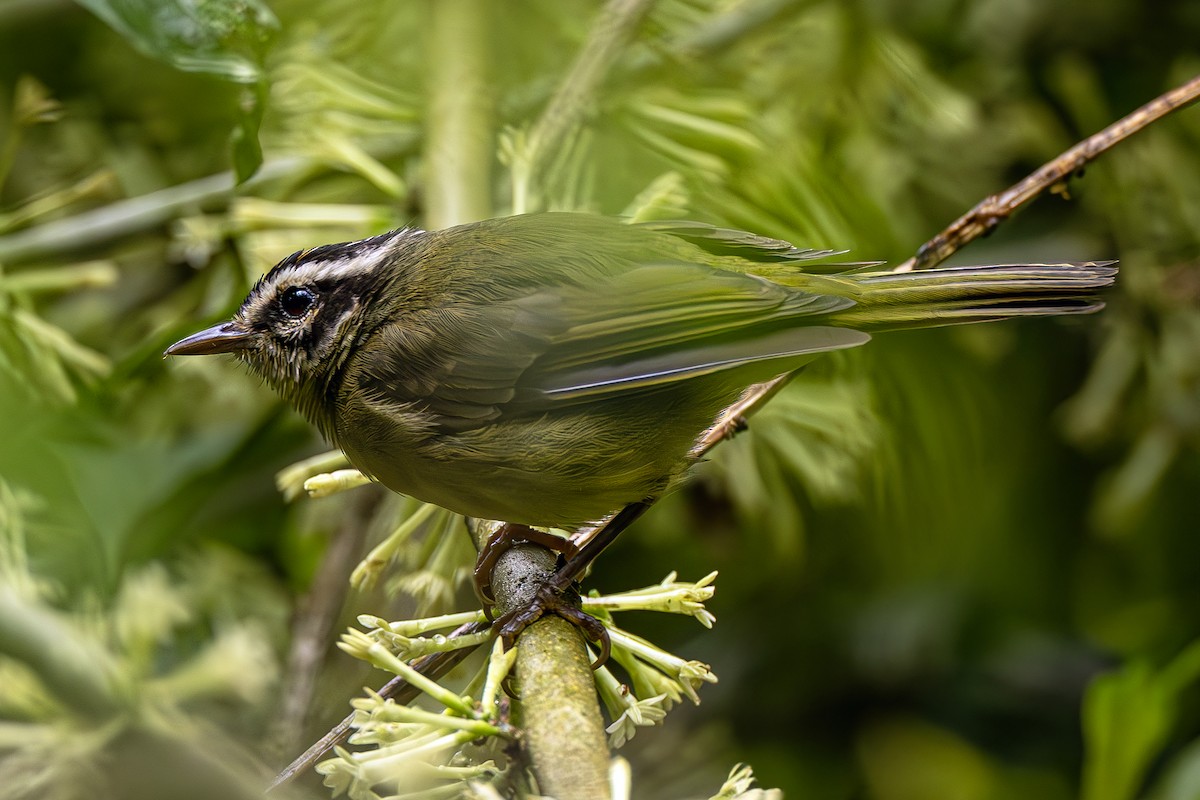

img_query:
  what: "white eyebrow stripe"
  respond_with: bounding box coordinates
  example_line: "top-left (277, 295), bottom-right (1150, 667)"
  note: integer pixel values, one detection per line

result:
top-left (292, 255), bottom-right (380, 282)
top-left (266, 227), bottom-right (427, 285)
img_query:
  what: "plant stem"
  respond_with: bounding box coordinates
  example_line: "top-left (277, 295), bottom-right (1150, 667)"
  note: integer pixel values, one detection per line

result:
top-left (493, 546), bottom-right (612, 800)
top-left (894, 72), bottom-right (1200, 272)
top-left (527, 0), bottom-right (654, 163)
top-left (424, 0), bottom-right (494, 227)
top-left (0, 587), bottom-right (124, 719)
top-left (0, 133), bottom-right (421, 266)
top-left (272, 488), bottom-right (379, 758)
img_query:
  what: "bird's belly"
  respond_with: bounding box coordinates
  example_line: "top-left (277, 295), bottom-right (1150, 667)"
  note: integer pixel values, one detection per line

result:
top-left (339, 424), bottom-right (678, 528)
top-left (335, 390), bottom-right (736, 528)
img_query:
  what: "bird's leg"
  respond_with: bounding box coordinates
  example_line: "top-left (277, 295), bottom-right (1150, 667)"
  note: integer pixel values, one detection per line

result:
top-left (491, 501), bottom-right (652, 668)
top-left (474, 523), bottom-right (579, 618)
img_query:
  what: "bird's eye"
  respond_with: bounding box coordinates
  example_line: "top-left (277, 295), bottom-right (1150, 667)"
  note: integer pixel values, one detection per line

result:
top-left (279, 286), bottom-right (316, 318)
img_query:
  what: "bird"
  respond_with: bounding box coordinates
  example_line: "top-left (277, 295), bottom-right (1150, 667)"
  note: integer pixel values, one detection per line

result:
top-left (167, 212), bottom-right (1115, 535)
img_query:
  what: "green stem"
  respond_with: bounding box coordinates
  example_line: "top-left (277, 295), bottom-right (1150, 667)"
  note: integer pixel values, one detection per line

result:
top-left (528, 0), bottom-right (655, 162)
top-left (0, 261), bottom-right (118, 294)
top-left (350, 501), bottom-right (440, 589)
top-left (424, 0), bottom-right (494, 228)
top-left (275, 449), bottom-right (350, 501)
top-left (357, 635), bottom-right (476, 717)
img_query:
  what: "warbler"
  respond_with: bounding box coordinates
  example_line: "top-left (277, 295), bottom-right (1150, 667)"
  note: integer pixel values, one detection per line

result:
top-left (167, 212), bottom-right (1115, 529)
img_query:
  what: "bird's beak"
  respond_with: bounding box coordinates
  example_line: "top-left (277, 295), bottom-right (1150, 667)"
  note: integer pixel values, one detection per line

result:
top-left (165, 321), bottom-right (254, 357)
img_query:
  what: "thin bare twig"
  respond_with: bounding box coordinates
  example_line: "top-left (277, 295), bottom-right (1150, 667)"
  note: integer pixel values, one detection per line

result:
top-left (894, 73), bottom-right (1200, 273)
top-left (561, 77), bottom-right (1200, 593)
top-left (272, 490), bottom-right (379, 758)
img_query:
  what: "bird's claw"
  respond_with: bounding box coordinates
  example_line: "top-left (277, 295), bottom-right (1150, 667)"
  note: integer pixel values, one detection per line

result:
top-left (493, 582), bottom-right (611, 670)
top-left (473, 523), bottom-right (580, 620)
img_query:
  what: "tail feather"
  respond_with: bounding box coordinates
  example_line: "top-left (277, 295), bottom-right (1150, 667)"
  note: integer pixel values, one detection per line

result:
top-left (820, 262), bottom-right (1118, 329)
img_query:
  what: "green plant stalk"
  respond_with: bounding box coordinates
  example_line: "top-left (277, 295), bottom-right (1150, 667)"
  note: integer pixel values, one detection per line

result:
top-left (384, 628), bottom-right (494, 659)
top-left (0, 131), bottom-right (424, 266)
top-left (347, 631), bottom-right (476, 717)
top-left (480, 638), bottom-right (516, 713)
top-left (0, 171), bottom-right (114, 234)
top-left (365, 704), bottom-right (505, 738)
top-left (350, 501), bottom-right (441, 589)
top-left (0, 261), bottom-right (118, 294)
top-left (424, 0), bottom-right (494, 228)
top-left (303, 468), bottom-right (373, 498)
top-left (352, 729), bottom-right (476, 786)
top-left (275, 448), bottom-right (349, 500)
top-left (368, 609), bottom-right (485, 636)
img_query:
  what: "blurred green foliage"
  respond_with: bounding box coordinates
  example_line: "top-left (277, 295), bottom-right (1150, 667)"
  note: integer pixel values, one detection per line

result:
top-left (0, 0), bottom-right (1199, 798)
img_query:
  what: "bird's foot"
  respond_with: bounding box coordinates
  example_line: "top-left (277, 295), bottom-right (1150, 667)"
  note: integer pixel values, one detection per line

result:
top-left (493, 581), bottom-right (610, 669)
top-left (474, 523), bottom-right (579, 618)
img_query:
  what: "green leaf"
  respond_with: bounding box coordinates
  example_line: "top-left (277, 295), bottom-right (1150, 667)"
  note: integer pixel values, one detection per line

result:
top-left (1081, 640), bottom-right (1200, 800)
top-left (1082, 662), bottom-right (1172, 800)
top-left (230, 82), bottom-right (267, 182)
top-left (75, 0), bottom-right (279, 83)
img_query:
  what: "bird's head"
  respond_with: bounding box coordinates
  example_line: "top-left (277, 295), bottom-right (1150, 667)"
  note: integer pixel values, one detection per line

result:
top-left (165, 228), bottom-right (420, 416)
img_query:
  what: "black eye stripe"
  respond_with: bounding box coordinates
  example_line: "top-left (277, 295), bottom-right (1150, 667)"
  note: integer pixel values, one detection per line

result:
top-left (280, 286), bottom-right (316, 318)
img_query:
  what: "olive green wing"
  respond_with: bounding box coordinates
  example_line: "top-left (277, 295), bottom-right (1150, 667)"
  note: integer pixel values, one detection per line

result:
top-left (357, 262), bottom-right (867, 431)
top-left (512, 263), bottom-right (866, 401)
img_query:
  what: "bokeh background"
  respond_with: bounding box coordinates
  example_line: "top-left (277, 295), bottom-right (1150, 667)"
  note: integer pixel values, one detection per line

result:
top-left (1, 1), bottom-right (1199, 798)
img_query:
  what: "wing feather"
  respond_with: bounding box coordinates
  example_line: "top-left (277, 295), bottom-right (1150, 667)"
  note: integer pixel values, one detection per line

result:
top-left (356, 261), bottom-right (865, 430)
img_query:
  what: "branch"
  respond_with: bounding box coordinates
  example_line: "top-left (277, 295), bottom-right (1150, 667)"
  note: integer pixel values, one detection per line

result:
top-left (424, 3), bottom-right (610, 794)
top-left (560, 76), bottom-right (1200, 606)
top-left (469, 3), bottom-right (659, 794)
top-left (492, 545), bottom-right (611, 800)
top-left (894, 72), bottom-right (1200, 273)
top-left (271, 488), bottom-right (379, 757)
